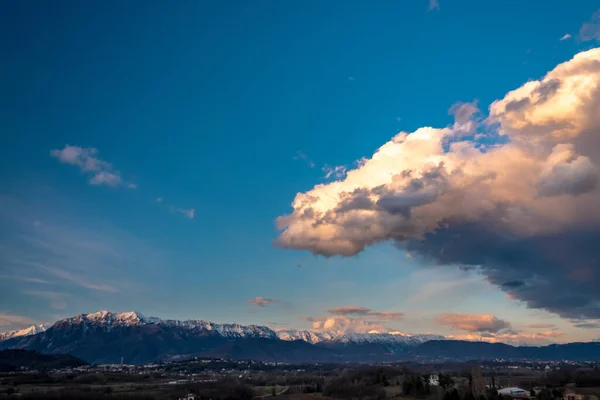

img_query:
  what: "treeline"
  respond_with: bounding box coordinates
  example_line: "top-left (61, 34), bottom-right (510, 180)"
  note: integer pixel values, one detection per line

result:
top-left (1, 378), bottom-right (254, 400)
top-left (0, 350), bottom-right (87, 372)
top-left (1, 372), bottom-right (161, 386)
top-left (546, 367), bottom-right (600, 387)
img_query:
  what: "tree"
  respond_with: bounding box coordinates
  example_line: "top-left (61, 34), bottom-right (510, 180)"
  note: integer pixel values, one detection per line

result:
top-left (537, 388), bottom-right (553, 400)
top-left (440, 374), bottom-right (455, 389)
top-left (444, 389), bottom-right (461, 400)
top-left (382, 376), bottom-right (390, 387)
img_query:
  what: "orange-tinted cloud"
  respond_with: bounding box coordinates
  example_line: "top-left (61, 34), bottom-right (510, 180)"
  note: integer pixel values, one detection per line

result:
top-left (246, 296), bottom-right (280, 307)
top-left (327, 306), bottom-right (404, 321)
top-left (276, 48), bottom-right (600, 320)
top-left (435, 313), bottom-right (511, 333)
top-left (449, 330), bottom-right (565, 346)
top-left (523, 323), bottom-right (556, 329)
top-left (328, 306), bottom-right (371, 316)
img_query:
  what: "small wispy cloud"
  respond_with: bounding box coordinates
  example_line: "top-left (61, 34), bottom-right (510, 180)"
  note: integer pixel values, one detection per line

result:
top-left (51, 145), bottom-right (135, 188)
top-left (155, 198), bottom-right (194, 219)
top-left (347, 76), bottom-right (356, 81)
top-left (326, 306), bottom-right (404, 321)
top-left (524, 323), bottom-right (556, 329)
top-left (354, 157), bottom-right (368, 168)
top-left (560, 33), bottom-right (572, 41)
top-left (177, 208), bottom-right (195, 219)
top-left (27, 262), bottom-right (118, 292)
top-left (293, 151), bottom-right (315, 168)
top-left (580, 10), bottom-right (600, 42)
top-left (429, 0), bottom-right (440, 11)
top-left (267, 321), bottom-right (288, 327)
top-left (0, 314), bottom-right (38, 328)
top-left (247, 296), bottom-right (280, 307)
top-left (0, 274), bottom-right (49, 284)
top-left (167, 206), bottom-right (195, 219)
top-left (322, 165), bottom-right (347, 180)
top-left (24, 290), bottom-right (69, 310)
top-left (571, 319), bottom-right (600, 329)
top-left (328, 306), bottom-right (371, 316)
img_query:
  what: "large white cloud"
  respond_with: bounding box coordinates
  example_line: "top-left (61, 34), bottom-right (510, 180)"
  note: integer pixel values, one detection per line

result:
top-left (276, 49), bottom-right (600, 319)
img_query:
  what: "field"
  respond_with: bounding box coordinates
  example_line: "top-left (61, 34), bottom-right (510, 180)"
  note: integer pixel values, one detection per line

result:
top-left (2, 361), bottom-right (600, 400)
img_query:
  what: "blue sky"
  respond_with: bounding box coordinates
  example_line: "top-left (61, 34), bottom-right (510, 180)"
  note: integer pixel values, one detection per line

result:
top-left (1, 0), bottom-right (600, 344)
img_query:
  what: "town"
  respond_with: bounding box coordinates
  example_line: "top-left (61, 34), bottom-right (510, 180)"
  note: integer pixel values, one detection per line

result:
top-left (1, 353), bottom-right (599, 400)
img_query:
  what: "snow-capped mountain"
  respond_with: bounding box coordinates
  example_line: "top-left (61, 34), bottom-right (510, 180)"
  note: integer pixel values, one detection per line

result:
top-left (1, 311), bottom-right (443, 346)
top-left (2, 311), bottom-right (600, 364)
top-left (0, 324), bottom-right (50, 342)
top-left (0, 311), bottom-right (446, 364)
top-left (49, 311), bottom-right (444, 345)
top-left (275, 329), bottom-right (337, 344)
top-left (51, 310), bottom-right (279, 339)
top-left (274, 329), bottom-right (444, 345)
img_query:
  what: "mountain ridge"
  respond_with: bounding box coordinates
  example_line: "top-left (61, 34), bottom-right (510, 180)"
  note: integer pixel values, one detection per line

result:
top-left (2, 311), bottom-right (600, 364)
top-left (0, 324), bottom-right (50, 342)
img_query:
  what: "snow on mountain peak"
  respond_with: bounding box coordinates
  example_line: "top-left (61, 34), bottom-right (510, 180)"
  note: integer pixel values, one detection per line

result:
top-left (8, 310), bottom-right (444, 348)
top-left (274, 328), bottom-right (446, 345)
top-left (0, 324), bottom-right (50, 342)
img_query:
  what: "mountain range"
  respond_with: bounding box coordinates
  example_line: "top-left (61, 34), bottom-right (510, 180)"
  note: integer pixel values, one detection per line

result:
top-left (1, 311), bottom-right (599, 364)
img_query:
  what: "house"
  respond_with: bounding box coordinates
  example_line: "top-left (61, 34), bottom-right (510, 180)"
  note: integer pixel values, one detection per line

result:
top-left (428, 374), bottom-right (440, 386)
top-left (498, 387), bottom-right (529, 398)
top-left (564, 391), bottom-right (583, 400)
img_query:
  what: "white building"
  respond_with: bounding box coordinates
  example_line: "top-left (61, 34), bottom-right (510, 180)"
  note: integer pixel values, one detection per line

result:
top-left (428, 374), bottom-right (440, 386)
top-left (498, 387), bottom-right (529, 398)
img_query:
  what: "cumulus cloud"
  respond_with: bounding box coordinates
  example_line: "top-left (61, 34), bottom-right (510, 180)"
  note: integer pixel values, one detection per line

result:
top-left (247, 296), bottom-right (280, 307)
top-left (449, 100), bottom-right (480, 136)
top-left (276, 49), bottom-right (600, 319)
top-left (580, 10), bottom-right (600, 42)
top-left (51, 145), bottom-right (134, 188)
top-left (449, 330), bottom-right (565, 346)
top-left (302, 306), bottom-right (404, 334)
top-left (303, 316), bottom-right (389, 334)
top-left (436, 313), bottom-right (511, 333)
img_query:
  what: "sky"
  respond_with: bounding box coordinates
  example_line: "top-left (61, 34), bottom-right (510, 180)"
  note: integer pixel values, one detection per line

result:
top-left (1, 0), bottom-right (600, 346)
